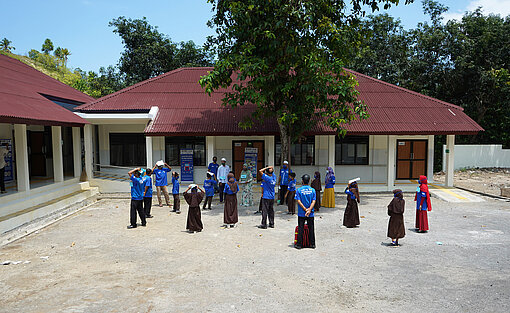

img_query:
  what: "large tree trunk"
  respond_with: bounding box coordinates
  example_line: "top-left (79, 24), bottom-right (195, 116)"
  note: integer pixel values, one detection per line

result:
top-left (278, 120), bottom-right (291, 167)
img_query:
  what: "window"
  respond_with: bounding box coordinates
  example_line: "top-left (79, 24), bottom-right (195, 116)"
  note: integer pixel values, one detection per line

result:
top-left (275, 136), bottom-right (315, 165)
top-left (335, 136), bottom-right (369, 165)
top-left (165, 137), bottom-right (206, 166)
top-left (110, 133), bottom-right (146, 166)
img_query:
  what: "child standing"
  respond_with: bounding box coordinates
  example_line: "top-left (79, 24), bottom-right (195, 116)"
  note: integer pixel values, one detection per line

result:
top-left (310, 171), bottom-right (322, 212)
top-left (387, 189), bottom-right (406, 246)
top-left (295, 174), bottom-right (316, 249)
top-left (171, 172), bottom-right (181, 214)
top-left (285, 172), bottom-right (297, 214)
top-left (184, 184), bottom-right (205, 233)
top-left (343, 180), bottom-right (360, 228)
top-left (223, 173), bottom-right (239, 228)
top-left (127, 168), bottom-right (146, 229)
top-left (143, 168), bottom-right (153, 218)
top-left (203, 172), bottom-right (215, 210)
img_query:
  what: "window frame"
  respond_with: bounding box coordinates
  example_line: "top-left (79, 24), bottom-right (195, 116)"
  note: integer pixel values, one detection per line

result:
top-left (109, 133), bottom-right (147, 167)
top-left (335, 135), bottom-right (369, 165)
top-left (164, 136), bottom-right (206, 166)
top-left (274, 136), bottom-right (315, 166)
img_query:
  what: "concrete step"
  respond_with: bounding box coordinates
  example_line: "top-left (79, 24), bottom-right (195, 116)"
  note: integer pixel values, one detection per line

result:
top-left (429, 185), bottom-right (485, 203)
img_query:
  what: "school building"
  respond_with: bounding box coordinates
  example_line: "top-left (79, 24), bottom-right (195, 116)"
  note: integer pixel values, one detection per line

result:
top-left (75, 67), bottom-right (483, 192)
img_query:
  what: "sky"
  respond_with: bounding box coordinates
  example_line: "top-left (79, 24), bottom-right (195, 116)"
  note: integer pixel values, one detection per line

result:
top-left (1, 0), bottom-right (509, 73)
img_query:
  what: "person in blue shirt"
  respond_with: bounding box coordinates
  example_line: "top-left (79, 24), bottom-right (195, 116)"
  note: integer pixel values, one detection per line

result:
top-left (278, 160), bottom-right (291, 205)
top-left (152, 161), bottom-right (172, 208)
top-left (258, 166), bottom-right (277, 229)
top-left (323, 166), bottom-right (336, 208)
top-left (202, 172), bottom-right (216, 210)
top-left (171, 172), bottom-right (181, 214)
top-left (285, 172), bottom-right (297, 214)
top-left (143, 168), bottom-right (154, 218)
top-left (295, 174), bottom-right (317, 249)
top-left (208, 156), bottom-right (220, 193)
top-left (223, 173), bottom-right (239, 228)
top-left (127, 167), bottom-right (147, 229)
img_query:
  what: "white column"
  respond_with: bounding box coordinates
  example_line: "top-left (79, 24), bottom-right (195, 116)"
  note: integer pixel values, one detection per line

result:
top-left (387, 135), bottom-right (396, 190)
top-left (314, 135), bottom-right (320, 166)
top-left (427, 135), bottom-right (435, 181)
top-left (51, 126), bottom-right (64, 182)
top-left (72, 127), bottom-right (82, 178)
top-left (328, 135), bottom-right (335, 169)
top-left (445, 134), bottom-right (455, 187)
top-left (14, 124), bottom-right (30, 192)
top-left (84, 124), bottom-right (93, 180)
top-left (206, 136), bottom-right (215, 165)
top-left (265, 136), bottom-right (275, 167)
top-left (146, 136), bottom-right (153, 168)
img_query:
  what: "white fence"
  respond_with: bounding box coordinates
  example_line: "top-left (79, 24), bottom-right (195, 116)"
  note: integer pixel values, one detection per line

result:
top-left (443, 144), bottom-right (510, 170)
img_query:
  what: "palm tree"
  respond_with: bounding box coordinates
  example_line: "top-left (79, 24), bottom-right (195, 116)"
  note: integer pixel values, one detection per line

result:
top-left (61, 48), bottom-right (71, 67)
top-left (1, 38), bottom-right (15, 52)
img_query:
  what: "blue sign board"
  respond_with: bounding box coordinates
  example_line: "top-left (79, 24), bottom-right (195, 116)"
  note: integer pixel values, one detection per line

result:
top-left (180, 149), bottom-right (194, 182)
top-left (244, 147), bottom-right (258, 179)
top-left (0, 139), bottom-right (13, 182)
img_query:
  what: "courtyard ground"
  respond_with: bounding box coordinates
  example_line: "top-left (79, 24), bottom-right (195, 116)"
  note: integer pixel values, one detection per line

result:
top-left (434, 168), bottom-right (510, 197)
top-left (1, 192), bottom-right (509, 313)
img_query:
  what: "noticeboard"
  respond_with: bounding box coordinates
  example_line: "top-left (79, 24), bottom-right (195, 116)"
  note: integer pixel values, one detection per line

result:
top-left (180, 149), bottom-right (194, 182)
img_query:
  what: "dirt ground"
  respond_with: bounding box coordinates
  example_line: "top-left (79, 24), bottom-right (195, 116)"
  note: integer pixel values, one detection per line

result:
top-left (1, 193), bottom-right (510, 313)
top-left (434, 168), bottom-right (510, 197)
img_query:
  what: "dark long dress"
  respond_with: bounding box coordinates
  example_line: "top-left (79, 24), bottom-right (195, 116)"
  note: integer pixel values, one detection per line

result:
top-left (224, 194), bottom-right (239, 224)
top-left (311, 173), bottom-right (322, 212)
top-left (343, 197), bottom-right (360, 228)
top-left (184, 191), bottom-right (204, 232)
top-left (387, 197), bottom-right (406, 239)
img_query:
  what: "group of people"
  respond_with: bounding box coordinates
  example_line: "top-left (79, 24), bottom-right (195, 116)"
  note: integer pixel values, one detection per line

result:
top-left (126, 156), bottom-right (433, 248)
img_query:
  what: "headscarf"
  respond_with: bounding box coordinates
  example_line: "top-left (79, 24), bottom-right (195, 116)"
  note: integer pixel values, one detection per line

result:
top-left (388, 189), bottom-right (405, 214)
top-left (416, 175), bottom-right (432, 211)
top-left (325, 167), bottom-right (334, 184)
top-left (393, 189), bottom-right (403, 199)
top-left (184, 186), bottom-right (203, 207)
top-left (311, 171), bottom-right (322, 191)
top-left (227, 173), bottom-right (238, 191)
top-left (348, 181), bottom-right (360, 203)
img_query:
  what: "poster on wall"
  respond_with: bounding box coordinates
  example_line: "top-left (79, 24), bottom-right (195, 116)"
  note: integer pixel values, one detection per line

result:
top-left (244, 147), bottom-right (258, 178)
top-left (180, 149), bottom-right (194, 182)
top-left (0, 139), bottom-right (13, 182)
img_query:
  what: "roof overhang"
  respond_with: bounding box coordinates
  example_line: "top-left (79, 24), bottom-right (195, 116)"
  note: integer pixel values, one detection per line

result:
top-left (75, 106), bottom-right (159, 125)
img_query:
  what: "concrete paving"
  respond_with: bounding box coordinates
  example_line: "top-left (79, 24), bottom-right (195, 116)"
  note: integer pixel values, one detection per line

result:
top-left (0, 192), bottom-right (509, 312)
top-left (429, 185), bottom-right (486, 203)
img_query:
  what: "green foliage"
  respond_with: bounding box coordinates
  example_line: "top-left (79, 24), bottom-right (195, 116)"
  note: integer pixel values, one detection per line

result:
top-left (1, 38), bottom-right (15, 52)
top-left (42, 38), bottom-right (54, 54)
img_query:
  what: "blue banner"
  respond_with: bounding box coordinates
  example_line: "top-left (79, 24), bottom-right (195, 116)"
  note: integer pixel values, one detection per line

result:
top-left (180, 149), bottom-right (194, 182)
top-left (0, 139), bottom-right (13, 182)
top-left (244, 147), bottom-right (258, 179)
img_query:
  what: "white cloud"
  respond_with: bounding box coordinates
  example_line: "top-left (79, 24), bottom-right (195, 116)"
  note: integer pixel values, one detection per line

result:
top-left (443, 0), bottom-right (510, 21)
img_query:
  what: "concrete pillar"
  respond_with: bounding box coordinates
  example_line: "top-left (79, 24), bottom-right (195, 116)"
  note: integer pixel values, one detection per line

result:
top-left (72, 127), bottom-right (82, 178)
top-left (265, 136), bottom-right (275, 167)
top-left (51, 126), bottom-right (64, 182)
top-left (314, 135), bottom-right (320, 166)
top-left (445, 134), bottom-right (455, 187)
top-left (328, 135), bottom-right (335, 169)
top-left (14, 124), bottom-right (30, 192)
top-left (84, 124), bottom-right (93, 180)
top-left (206, 136), bottom-right (215, 165)
top-left (146, 136), bottom-right (153, 168)
top-left (387, 135), bottom-right (396, 190)
top-left (427, 135), bottom-right (435, 181)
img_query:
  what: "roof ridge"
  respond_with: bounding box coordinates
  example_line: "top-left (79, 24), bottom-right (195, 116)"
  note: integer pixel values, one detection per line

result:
top-left (77, 67), bottom-right (193, 110)
top-left (344, 68), bottom-right (464, 111)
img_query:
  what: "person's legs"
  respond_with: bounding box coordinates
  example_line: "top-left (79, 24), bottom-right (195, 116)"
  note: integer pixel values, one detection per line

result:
top-left (135, 200), bottom-right (146, 226)
top-left (162, 186), bottom-right (171, 206)
top-left (143, 197), bottom-right (152, 217)
top-left (287, 191), bottom-right (295, 214)
top-left (0, 167), bottom-right (5, 192)
top-left (279, 185), bottom-right (287, 205)
top-left (219, 182), bottom-right (225, 202)
top-left (307, 216), bottom-right (315, 247)
top-left (268, 199), bottom-right (275, 227)
top-left (260, 199), bottom-right (268, 227)
top-left (156, 186), bottom-right (163, 206)
top-left (173, 194), bottom-right (181, 212)
top-left (297, 216), bottom-right (305, 247)
top-left (130, 200), bottom-right (138, 227)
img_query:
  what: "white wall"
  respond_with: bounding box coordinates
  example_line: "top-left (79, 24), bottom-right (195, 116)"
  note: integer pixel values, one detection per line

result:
top-left (443, 144), bottom-right (510, 170)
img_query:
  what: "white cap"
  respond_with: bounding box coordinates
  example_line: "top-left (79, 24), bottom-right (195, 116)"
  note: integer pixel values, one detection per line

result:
top-left (283, 161), bottom-right (289, 164)
top-left (221, 158), bottom-right (227, 161)
top-left (189, 184), bottom-right (198, 189)
top-left (207, 171), bottom-right (214, 176)
top-left (348, 177), bottom-right (361, 184)
top-left (156, 160), bottom-right (164, 167)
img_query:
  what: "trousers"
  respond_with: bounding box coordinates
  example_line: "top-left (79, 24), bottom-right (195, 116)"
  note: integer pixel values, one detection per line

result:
top-left (203, 196), bottom-right (213, 210)
top-left (219, 182), bottom-right (226, 202)
top-left (0, 167), bottom-right (5, 192)
top-left (279, 185), bottom-right (288, 205)
top-left (297, 216), bottom-right (315, 247)
top-left (143, 197), bottom-right (152, 216)
top-left (156, 186), bottom-right (171, 206)
top-left (260, 198), bottom-right (275, 227)
top-left (130, 199), bottom-right (146, 227)
top-left (173, 194), bottom-right (180, 211)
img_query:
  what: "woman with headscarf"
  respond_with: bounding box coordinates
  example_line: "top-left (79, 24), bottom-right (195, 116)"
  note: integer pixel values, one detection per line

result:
top-left (223, 173), bottom-right (239, 228)
top-left (310, 171), bottom-right (322, 212)
top-left (415, 175), bottom-right (432, 232)
top-left (343, 181), bottom-right (360, 228)
top-left (239, 163), bottom-right (254, 207)
top-left (322, 167), bottom-right (336, 208)
top-left (387, 189), bottom-right (405, 245)
top-left (184, 184), bottom-right (205, 233)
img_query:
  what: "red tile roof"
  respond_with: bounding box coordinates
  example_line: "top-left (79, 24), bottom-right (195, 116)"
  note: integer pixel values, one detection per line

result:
top-left (0, 54), bottom-right (91, 127)
top-left (78, 67), bottom-right (483, 135)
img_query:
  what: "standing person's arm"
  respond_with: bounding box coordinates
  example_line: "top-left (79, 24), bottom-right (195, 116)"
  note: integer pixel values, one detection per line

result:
top-left (144, 185), bottom-right (149, 197)
top-left (306, 200), bottom-right (316, 217)
top-left (259, 166), bottom-right (273, 175)
top-left (152, 165), bottom-right (157, 171)
top-left (128, 168), bottom-right (140, 179)
top-left (164, 163), bottom-right (171, 170)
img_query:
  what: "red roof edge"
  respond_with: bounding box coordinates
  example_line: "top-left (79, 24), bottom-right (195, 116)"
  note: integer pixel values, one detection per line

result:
top-left (0, 116), bottom-right (87, 127)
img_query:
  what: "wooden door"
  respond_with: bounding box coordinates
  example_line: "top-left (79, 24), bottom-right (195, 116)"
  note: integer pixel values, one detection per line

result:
top-left (29, 131), bottom-right (46, 176)
top-left (232, 141), bottom-right (265, 181)
top-left (396, 140), bottom-right (427, 180)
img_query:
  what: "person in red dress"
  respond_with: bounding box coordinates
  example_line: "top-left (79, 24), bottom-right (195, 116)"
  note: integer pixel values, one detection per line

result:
top-left (415, 175), bottom-right (432, 232)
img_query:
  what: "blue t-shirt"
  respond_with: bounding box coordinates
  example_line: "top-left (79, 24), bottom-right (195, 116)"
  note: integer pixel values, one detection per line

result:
top-left (208, 162), bottom-right (219, 177)
top-left (295, 185), bottom-right (316, 217)
top-left (143, 176), bottom-right (153, 198)
top-left (224, 181), bottom-right (239, 194)
top-left (261, 173), bottom-right (277, 200)
top-left (153, 168), bottom-right (170, 186)
top-left (345, 187), bottom-right (356, 200)
top-left (325, 175), bottom-right (336, 189)
top-left (416, 187), bottom-right (428, 211)
top-left (288, 179), bottom-right (297, 192)
top-left (280, 167), bottom-right (291, 186)
top-left (130, 175), bottom-right (144, 200)
top-left (172, 176), bottom-right (180, 194)
top-left (204, 179), bottom-right (216, 197)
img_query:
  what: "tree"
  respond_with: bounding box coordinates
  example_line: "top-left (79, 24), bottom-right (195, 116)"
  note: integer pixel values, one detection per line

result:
top-left (200, 0), bottom-right (412, 166)
top-left (174, 40), bottom-right (213, 68)
top-left (1, 38), bottom-right (15, 52)
top-left (42, 38), bottom-right (54, 54)
top-left (54, 47), bottom-right (63, 59)
top-left (61, 48), bottom-right (71, 67)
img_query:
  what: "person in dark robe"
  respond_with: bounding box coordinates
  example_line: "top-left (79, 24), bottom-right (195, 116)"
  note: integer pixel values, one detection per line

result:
top-left (343, 181), bottom-right (360, 228)
top-left (415, 175), bottom-right (432, 232)
top-left (387, 189), bottom-right (406, 246)
top-left (184, 184), bottom-right (205, 233)
top-left (223, 173), bottom-right (239, 228)
top-left (310, 171), bottom-right (322, 212)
